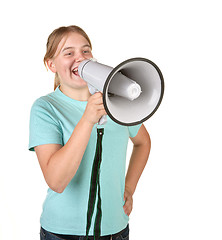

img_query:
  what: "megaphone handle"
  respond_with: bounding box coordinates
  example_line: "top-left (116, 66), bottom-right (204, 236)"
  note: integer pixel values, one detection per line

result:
top-left (88, 84), bottom-right (97, 95)
top-left (98, 115), bottom-right (107, 125)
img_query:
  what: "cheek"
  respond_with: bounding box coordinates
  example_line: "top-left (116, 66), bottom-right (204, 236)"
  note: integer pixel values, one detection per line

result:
top-left (56, 60), bottom-right (72, 73)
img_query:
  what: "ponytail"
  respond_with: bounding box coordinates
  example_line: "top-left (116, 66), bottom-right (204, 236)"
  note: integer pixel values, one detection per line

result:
top-left (54, 73), bottom-right (60, 91)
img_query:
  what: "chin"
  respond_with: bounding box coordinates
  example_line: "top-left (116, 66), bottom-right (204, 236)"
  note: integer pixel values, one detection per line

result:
top-left (78, 79), bottom-right (88, 87)
top-left (72, 75), bottom-right (87, 84)
top-left (74, 80), bottom-right (88, 89)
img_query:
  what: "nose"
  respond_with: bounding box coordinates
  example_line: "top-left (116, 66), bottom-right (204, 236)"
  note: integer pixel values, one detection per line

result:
top-left (75, 51), bottom-right (85, 63)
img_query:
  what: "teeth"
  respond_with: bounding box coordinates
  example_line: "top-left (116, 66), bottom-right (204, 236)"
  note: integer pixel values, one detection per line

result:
top-left (72, 67), bottom-right (79, 76)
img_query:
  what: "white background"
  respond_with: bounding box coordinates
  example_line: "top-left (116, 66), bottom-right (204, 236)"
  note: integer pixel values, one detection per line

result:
top-left (0, 0), bottom-right (222, 239)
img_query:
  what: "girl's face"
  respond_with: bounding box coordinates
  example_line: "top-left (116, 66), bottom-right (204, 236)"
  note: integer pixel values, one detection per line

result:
top-left (48, 32), bottom-right (93, 90)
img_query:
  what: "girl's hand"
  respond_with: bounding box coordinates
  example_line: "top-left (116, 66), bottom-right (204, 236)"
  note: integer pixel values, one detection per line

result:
top-left (82, 92), bottom-right (107, 125)
top-left (123, 187), bottom-right (133, 216)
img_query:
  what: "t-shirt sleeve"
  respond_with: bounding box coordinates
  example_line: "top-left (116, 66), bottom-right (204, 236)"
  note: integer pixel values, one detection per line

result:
top-left (28, 98), bottom-right (63, 151)
top-left (128, 123), bottom-right (142, 138)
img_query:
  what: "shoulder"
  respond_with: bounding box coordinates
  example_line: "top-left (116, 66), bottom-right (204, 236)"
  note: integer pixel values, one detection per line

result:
top-left (29, 92), bottom-right (63, 151)
top-left (30, 92), bottom-right (61, 125)
top-left (127, 123), bottom-right (143, 138)
top-left (30, 92), bottom-right (56, 113)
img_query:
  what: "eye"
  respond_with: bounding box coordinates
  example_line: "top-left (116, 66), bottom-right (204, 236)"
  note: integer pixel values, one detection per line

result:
top-left (83, 50), bottom-right (90, 54)
top-left (82, 48), bottom-right (91, 54)
top-left (65, 52), bottom-right (72, 56)
top-left (64, 51), bottom-right (74, 56)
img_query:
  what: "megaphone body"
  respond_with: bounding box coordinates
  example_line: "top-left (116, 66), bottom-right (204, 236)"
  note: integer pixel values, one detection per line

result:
top-left (78, 57), bottom-right (164, 126)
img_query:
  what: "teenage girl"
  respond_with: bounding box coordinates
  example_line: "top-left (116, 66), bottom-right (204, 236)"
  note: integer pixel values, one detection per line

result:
top-left (29, 25), bottom-right (151, 240)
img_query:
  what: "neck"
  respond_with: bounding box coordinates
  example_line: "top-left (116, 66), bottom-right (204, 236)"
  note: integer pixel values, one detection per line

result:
top-left (59, 84), bottom-right (91, 101)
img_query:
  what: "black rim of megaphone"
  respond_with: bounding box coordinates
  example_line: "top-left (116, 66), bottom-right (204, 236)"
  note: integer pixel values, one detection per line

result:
top-left (103, 57), bottom-right (164, 126)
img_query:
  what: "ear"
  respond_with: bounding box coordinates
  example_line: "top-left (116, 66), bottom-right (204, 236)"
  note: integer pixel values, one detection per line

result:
top-left (47, 59), bottom-right (57, 73)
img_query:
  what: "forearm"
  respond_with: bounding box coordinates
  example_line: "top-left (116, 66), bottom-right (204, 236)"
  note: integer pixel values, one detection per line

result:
top-left (47, 117), bottom-right (94, 193)
top-left (125, 143), bottom-right (150, 195)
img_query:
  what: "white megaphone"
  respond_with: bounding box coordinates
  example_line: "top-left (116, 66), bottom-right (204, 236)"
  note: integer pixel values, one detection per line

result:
top-left (78, 57), bottom-right (164, 126)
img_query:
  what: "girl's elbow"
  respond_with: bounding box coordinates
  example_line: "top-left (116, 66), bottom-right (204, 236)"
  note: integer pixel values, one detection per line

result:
top-left (47, 179), bottom-right (66, 194)
top-left (52, 186), bottom-right (65, 194)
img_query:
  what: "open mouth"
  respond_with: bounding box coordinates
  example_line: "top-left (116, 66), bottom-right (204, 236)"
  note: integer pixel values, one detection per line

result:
top-left (72, 67), bottom-right (79, 76)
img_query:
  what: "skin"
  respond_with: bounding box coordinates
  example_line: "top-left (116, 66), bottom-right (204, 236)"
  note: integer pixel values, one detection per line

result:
top-left (35, 32), bottom-right (151, 217)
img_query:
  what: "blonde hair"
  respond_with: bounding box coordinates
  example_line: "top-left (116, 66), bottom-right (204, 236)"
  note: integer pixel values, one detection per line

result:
top-left (43, 25), bottom-right (92, 90)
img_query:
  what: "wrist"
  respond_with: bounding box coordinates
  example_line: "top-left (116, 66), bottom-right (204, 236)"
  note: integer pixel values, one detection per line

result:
top-left (125, 184), bottom-right (134, 196)
top-left (81, 115), bottom-right (95, 128)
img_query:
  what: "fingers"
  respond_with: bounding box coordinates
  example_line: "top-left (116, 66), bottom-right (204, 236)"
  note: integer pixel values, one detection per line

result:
top-left (82, 92), bottom-right (107, 125)
top-left (90, 93), bottom-right (107, 114)
top-left (89, 92), bottom-right (104, 105)
top-left (123, 199), bottom-right (133, 216)
top-left (123, 192), bottom-right (133, 216)
top-left (98, 108), bottom-right (107, 116)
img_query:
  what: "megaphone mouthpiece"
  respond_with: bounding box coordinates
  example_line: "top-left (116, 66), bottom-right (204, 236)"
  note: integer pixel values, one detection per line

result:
top-left (126, 81), bottom-right (142, 101)
top-left (108, 72), bottom-right (141, 101)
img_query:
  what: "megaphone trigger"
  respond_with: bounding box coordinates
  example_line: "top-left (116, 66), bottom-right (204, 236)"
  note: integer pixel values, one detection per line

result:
top-left (98, 115), bottom-right (107, 125)
top-left (87, 83), bottom-right (98, 95)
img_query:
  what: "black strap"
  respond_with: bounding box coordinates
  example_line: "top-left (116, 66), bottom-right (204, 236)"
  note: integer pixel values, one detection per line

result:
top-left (86, 128), bottom-right (104, 240)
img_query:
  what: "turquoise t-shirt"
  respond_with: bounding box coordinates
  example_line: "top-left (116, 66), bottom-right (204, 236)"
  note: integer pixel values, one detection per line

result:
top-left (29, 86), bottom-right (142, 236)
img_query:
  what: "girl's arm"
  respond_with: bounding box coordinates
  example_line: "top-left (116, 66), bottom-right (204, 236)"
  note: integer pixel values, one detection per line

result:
top-left (123, 124), bottom-right (151, 216)
top-left (35, 93), bottom-right (106, 194)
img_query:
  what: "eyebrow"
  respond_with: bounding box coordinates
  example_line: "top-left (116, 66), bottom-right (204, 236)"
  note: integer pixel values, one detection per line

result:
top-left (62, 44), bottom-right (91, 52)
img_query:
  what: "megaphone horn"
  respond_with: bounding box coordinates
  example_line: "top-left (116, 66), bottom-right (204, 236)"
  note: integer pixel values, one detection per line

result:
top-left (78, 57), bottom-right (164, 126)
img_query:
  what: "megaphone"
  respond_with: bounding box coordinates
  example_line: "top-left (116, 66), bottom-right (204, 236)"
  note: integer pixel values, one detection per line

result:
top-left (78, 57), bottom-right (164, 126)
